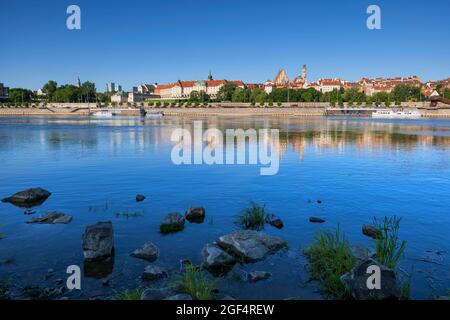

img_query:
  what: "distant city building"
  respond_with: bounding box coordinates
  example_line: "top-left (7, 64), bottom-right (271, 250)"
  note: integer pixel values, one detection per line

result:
top-left (76, 76), bottom-right (81, 88)
top-left (0, 83), bottom-right (9, 101)
top-left (263, 80), bottom-right (274, 94)
top-left (111, 92), bottom-right (127, 103)
top-left (274, 69), bottom-right (289, 86)
top-left (107, 82), bottom-right (120, 93)
top-left (137, 83), bottom-right (156, 95)
top-left (359, 76), bottom-right (422, 96)
top-left (128, 92), bottom-right (144, 103)
top-left (154, 79), bottom-right (245, 99)
top-left (312, 78), bottom-right (343, 93)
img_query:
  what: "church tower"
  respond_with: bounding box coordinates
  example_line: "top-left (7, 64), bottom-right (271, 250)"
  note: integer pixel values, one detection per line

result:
top-left (208, 70), bottom-right (213, 80)
top-left (301, 65), bottom-right (307, 82)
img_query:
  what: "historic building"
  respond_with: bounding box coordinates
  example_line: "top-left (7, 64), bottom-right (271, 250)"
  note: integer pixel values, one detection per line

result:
top-left (274, 69), bottom-right (289, 87)
top-left (154, 79), bottom-right (244, 99)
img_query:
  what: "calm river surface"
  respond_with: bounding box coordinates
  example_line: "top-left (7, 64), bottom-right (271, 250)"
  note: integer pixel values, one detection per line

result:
top-left (0, 116), bottom-right (449, 299)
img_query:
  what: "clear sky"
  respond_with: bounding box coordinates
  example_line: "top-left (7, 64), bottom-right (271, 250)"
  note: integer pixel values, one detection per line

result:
top-left (1, 0), bottom-right (449, 91)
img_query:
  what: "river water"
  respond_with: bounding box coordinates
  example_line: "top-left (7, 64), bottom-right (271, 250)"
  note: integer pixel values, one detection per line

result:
top-left (0, 116), bottom-right (449, 299)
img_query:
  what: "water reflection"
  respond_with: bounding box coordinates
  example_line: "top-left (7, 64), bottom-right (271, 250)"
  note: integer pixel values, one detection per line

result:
top-left (1, 117), bottom-right (449, 160)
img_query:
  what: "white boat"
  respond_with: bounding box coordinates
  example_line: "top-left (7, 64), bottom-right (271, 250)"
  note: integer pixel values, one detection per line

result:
top-left (92, 111), bottom-right (116, 117)
top-left (145, 111), bottom-right (164, 118)
top-left (372, 109), bottom-right (422, 119)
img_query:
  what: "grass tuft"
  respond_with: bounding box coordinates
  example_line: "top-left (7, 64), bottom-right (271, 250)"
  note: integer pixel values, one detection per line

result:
top-left (373, 216), bottom-right (407, 268)
top-left (113, 288), bottom-right (144, 300)
top-left (304, 226), bottom-right (356, 299)
top-left (236, 202), bottom-right (267, 230)
top-left (115, 210), bottom-right (144, 219)
top-left (175, 264), bottom-right (217, 300)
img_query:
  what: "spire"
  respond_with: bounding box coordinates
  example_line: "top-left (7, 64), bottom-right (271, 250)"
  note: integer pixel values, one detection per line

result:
top-left (77, 76), bottom-right (81, 88)
top-left (208, 70), bottom-right (213, 80)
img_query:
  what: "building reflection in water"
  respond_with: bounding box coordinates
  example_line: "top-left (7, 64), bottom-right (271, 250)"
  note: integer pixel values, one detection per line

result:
top-left (1, 117), bottom-right (449, 163)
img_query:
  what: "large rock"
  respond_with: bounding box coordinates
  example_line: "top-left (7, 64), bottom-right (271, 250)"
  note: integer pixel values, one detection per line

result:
top-left (2, 187), bottom-right (51, 208)
top-left (185, 207), bottom-right (206, 223)
top-left (130, 242), bottom-right (159, 262)
top-left (82, 221), bottom-right (114, 262)
top-left (26, 211), bottom-right (72, 224)
top-left (341, 258), bottom-right (400, 300)
top-left (142, 265), bottom-right (168, 281)
top-left (202, 243), bottom-right (236, 273)
top-left (265, 214), bottom-right (284, 229)
top-left (160, 212), bottom-right (185, 233)
top-left (216, 230), bottom-right (287, 262)
top-left (362, 224), bottom-right (381, 239)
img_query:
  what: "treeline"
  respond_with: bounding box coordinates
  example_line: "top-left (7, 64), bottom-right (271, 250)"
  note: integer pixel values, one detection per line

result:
top-left (5, 80), bottom-right (98, 104)
top-left (189, 83), bottom-right (448, 105)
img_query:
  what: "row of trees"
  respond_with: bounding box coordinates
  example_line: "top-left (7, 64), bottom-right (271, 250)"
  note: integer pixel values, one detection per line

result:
top-left (212, 83), bottom-right (430, 105)
top-left (4, 80), bottom-right (97, 104)
top-left (42, 80), bottom-right (97, 103)
top-left (186, 83), bottom-right (437, 106)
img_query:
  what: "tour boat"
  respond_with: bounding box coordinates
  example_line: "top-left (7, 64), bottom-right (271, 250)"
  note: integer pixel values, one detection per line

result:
top-left (145, 111), bottom-right (164, 118)
top-left (372, 109), bottom-right (422, 119)
top-left (92, 111), bottom-right (117, 117)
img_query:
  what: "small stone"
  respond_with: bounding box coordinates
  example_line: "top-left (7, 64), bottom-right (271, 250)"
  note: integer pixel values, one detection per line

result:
top-left (265, 214), bottom-right (284, 229)
top-left (130, 242), bottom-right (159, 262)
top-left (26, 211), bottom-right (72, 224)
top-left (142, 265), bottom-right (167, 281)
top-left (362, 224), bottom-right (381, 239)
top-left (136, 194), bottom-right (146, 202)
top-left (45, 269), bottom-right (54, 279)
top-left (309, 217), bottom-right (325, 223)
top-left (350, 244), bottom-right (369, 263)
top-left (185, 207), bottom-right (206, 223)
top-left (160, 212), bottom-right (185, 234)
top-left (317, 200), bottom-right (322, 204)
top-left (202, 243), bottom-right (236, 273)
top-left (248, 271), bottom-right (271, 283)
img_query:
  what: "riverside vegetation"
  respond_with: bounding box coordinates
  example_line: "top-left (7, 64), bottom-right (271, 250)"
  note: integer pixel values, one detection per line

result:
top-left (304, 216), bottom-right (408, 299)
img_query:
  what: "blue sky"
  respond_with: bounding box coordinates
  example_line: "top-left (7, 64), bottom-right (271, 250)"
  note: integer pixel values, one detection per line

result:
top-left (1, 0), bottom-right (449, 91)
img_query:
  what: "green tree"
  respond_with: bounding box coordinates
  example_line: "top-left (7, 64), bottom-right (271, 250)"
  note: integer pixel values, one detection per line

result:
top-left (42, 80), bottom-right (57, 101)
top-left (8, 88), bottom-right (33, 104)
top-left (232, 87), bottom-right (250, 102)
top-left (391, 85), bottom-right (421, 102)
top-left (444, 89), bottom-right (450, 99)
top-left (250, 88), bottom-right (268, 104)
top-left (216, 83), bottom-right (238, 101)
top-left (80, 81), bottom-right (96, 102)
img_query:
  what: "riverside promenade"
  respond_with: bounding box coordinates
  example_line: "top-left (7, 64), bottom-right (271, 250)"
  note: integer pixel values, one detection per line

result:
top-left (0, 103), bottom-right (450, 118)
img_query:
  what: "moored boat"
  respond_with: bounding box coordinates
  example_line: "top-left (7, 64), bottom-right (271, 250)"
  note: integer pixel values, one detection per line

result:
top-left (372, 109), bottom-right (422, 119)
